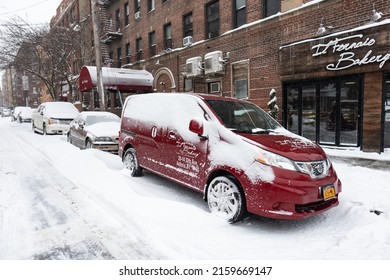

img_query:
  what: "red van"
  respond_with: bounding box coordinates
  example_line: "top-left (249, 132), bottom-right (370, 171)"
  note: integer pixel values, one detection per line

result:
top-left (118, 93), bottom-right (341, 223)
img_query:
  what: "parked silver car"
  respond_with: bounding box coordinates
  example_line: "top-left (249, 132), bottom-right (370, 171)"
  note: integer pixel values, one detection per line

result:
top-left (67, 111), bottom-right (120, 153)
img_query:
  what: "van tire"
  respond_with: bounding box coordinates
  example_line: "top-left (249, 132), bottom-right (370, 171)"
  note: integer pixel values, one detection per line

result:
top-left (207, 176), bottom-right (246, 223)
top-left (123, 148), bottom-right (142, 177)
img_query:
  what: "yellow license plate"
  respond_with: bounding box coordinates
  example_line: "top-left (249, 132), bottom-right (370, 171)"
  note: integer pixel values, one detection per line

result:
top-left (322, 185), bottom-right (336, 200)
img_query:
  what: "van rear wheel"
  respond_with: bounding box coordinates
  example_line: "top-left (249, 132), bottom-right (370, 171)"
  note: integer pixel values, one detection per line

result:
top-left (123, 148), bottom-right (142, 177)
top-left (207, 176), bottom-right (246, 223)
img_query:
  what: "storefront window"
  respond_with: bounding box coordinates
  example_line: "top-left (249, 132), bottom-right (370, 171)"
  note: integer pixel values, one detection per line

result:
top-left (384, 73), bottom-right (390, 148)
top-left (302, 84), bottom-right (316, 141)
top-left (320, 82), bottom-right (336, 145)
top-left (286, 85), bottom-right (299, 135)
top-left (340, 79), bottom-right (359, 145)
top-left (284, 75), bottom-right (361, 147)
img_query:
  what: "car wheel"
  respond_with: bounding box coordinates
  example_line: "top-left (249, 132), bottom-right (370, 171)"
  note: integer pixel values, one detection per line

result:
top-left (67, 132), bottom-right (71, 143)
top-left (123, 148), bottom-right (142, 177)
top-left (207, 176), bottom-right (246, 223)
top-left (86, 139), bottom-right (92, 149)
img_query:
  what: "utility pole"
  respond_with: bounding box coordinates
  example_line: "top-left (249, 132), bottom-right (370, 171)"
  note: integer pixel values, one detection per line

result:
top-left (91, 0), bottom-right (105, 111)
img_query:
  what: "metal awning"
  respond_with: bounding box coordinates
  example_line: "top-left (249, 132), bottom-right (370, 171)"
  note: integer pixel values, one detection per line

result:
top-left (79, 66), bottom-right (154, 92)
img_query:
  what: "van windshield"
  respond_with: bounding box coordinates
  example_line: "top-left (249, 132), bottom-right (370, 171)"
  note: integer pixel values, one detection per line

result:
top-left (205, 99), bottom-right (282, 134)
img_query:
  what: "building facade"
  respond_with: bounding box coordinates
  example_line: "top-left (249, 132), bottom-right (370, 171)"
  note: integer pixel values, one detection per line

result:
top-left (94, 0), bottom-right (389, 152)
top-left (34, 0), bottom-right (388, 152)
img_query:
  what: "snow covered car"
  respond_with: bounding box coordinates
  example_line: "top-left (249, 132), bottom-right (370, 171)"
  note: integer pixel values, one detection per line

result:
top-left (17, 107), bottom-right (34, 123)
top-left (32, 102), bottom-right (79, 135)
top-left (119, 93), bottom-right (342, 223)
top-left (1, 108), bottom-right (12, 117)
top-left (67, 111), bottom-right (120, 153)
top-left (11, 106), bottom-right (31, 122)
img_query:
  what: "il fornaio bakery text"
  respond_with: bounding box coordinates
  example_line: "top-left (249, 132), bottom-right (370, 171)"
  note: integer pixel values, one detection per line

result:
top-left (312, 34), bottom-right (390, 71)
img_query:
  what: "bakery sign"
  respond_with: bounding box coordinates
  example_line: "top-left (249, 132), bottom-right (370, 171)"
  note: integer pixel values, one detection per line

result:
top-left (312, 34), bottom-right (390, 71)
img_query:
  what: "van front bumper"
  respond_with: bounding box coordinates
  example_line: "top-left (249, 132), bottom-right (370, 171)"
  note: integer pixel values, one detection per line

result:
top-left (243, 164), bottom-right (342, 220)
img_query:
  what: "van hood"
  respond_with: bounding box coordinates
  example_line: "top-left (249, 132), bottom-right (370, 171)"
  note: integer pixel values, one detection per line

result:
top-left (238, 132), bottom-right (327, 162)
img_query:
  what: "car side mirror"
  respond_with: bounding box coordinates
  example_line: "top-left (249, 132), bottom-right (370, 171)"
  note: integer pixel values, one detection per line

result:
top-left (189, 119), bottom-right (208, 140)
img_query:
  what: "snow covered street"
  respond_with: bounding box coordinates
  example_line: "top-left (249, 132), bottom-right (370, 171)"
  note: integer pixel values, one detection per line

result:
top-left (1, 116), bottom-right (390, 260)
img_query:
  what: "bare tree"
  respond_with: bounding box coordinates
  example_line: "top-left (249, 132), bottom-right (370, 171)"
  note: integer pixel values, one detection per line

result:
top-left (1, 16), bottom-right (93, 102)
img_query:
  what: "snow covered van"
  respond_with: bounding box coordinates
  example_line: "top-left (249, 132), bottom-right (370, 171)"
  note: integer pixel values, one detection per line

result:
top-left (118, 93), bottom-right (342, 223)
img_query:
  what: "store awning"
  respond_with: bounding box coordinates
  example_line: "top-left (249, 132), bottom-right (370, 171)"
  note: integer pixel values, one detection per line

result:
top-left (79, 66), bottom-right (154, 92)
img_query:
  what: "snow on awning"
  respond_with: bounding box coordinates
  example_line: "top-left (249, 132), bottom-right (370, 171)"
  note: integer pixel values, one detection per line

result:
top-left (79, 66), bottom-right (154, 92)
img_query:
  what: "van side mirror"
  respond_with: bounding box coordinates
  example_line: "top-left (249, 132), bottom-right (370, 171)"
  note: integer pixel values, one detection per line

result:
top-left (189, 119), bottom-right (208, 140)
top-left (189, 119), bottom-right (204, 136)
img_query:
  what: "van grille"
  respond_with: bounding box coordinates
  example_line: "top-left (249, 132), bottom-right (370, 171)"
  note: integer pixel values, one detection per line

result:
top-left (295, 160), bottom-right (329, 178)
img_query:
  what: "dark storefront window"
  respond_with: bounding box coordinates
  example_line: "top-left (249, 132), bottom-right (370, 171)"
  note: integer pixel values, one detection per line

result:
top-left (302, 84), bottom-right (316, 142)
top-left (384, 73), bottom-right (390, 148)
top-left (284, 76), bottom-right (361, 147)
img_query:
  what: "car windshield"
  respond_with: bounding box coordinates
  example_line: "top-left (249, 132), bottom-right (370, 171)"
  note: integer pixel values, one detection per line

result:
top-left (205, 99), bottom-right (282, 133)
top-left (85, 114), bottom-right (120, 126)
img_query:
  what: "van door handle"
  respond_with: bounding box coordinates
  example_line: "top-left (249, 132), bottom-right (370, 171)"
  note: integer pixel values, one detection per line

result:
top-left (168, 131), bottom-right (177, 140)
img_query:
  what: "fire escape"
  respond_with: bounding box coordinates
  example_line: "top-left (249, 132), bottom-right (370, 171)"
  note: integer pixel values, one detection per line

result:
top-left (98, 0), bottom-right (122, 67)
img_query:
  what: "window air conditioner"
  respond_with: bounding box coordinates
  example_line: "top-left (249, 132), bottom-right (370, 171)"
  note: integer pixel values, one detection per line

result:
top-left (183, 36), bottom-right (193, 47)
top-left (134, 11), bottom-right (141, 20)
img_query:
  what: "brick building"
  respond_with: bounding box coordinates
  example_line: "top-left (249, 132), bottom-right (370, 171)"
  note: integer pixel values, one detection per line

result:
top-left (57, 0), bottom-right (390, 152)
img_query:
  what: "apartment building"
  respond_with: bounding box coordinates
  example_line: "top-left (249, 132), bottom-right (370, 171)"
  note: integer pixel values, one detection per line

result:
top-left (52, 0), bottom-right (390, 152)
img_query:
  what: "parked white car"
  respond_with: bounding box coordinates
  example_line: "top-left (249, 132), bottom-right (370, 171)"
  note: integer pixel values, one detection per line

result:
top-left (17, 107), bottom-right (34, 123)
top-left (11, 106), bottom-right (31, 122)
top-left (32, 102), bottom-right (79, 135)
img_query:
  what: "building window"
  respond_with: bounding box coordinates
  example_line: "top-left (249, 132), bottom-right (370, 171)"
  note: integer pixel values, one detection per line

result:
top-left (234, 0), bottom-right (246, 28)
top-left (124, 2), bottom-right (129, 26)
top-left (184, 78), bottom-right (194, 92)
top-left (136, 38), bottom-right (142, 60)
top-left (134, 0), bottom-right (141, 12)
top-left (117, 47), bottom-right (122, 67)
top-left (183, 12), bottom-right (193, 38)
top-left (126, 43), bottom-right (131, 64)
top-left (208, 81), bottom-right (221, 95)
top-left (232, 61), bottom-right (248, 99)
top-left (149, 31), bottom-right (156, 56)
top-left (264, 0), bottom-right (280, 17)
top-left (284, 76), bottom-right (361, 147)
top-left (115, 9), bottom-right (121, 31)
top-left (164, 23), bottom-right (172, 49)
top-left (206, 1), bottom-right (219, 39)
top-left (148, 0), bottom-right (155, 12)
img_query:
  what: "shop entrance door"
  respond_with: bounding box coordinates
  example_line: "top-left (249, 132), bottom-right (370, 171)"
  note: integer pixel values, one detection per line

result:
top-left (384, 73), bottom-right (390, 148)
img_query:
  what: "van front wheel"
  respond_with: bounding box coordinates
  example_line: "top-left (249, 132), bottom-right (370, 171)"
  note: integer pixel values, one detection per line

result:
top-left (123, 148), bottom-right (142, 177)
top-left (207, 176), bottom-right (246, 223)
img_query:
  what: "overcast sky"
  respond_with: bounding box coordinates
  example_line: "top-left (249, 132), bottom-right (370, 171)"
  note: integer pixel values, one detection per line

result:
top-left (0, 0), bottom-right (62, 25)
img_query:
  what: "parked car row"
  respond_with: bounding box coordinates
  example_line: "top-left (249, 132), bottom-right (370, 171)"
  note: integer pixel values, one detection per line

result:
top-left (12, 94), bottom-right (342, 224)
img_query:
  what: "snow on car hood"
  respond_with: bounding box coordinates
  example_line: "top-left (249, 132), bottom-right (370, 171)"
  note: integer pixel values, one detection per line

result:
top-left (87, 122), bottom-right (120, 137)
top-left (47, 112), bottom-right (78, 119)
top-left (238, 132), bottom-right (327, 162)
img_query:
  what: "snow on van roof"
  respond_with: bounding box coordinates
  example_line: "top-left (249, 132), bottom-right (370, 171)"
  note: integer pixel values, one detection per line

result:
top-left (124, 93), bottom-right (275, 183)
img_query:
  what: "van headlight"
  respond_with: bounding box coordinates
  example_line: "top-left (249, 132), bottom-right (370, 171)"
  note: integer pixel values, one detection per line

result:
top-left (255, 148), bottom-right (297, 171)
